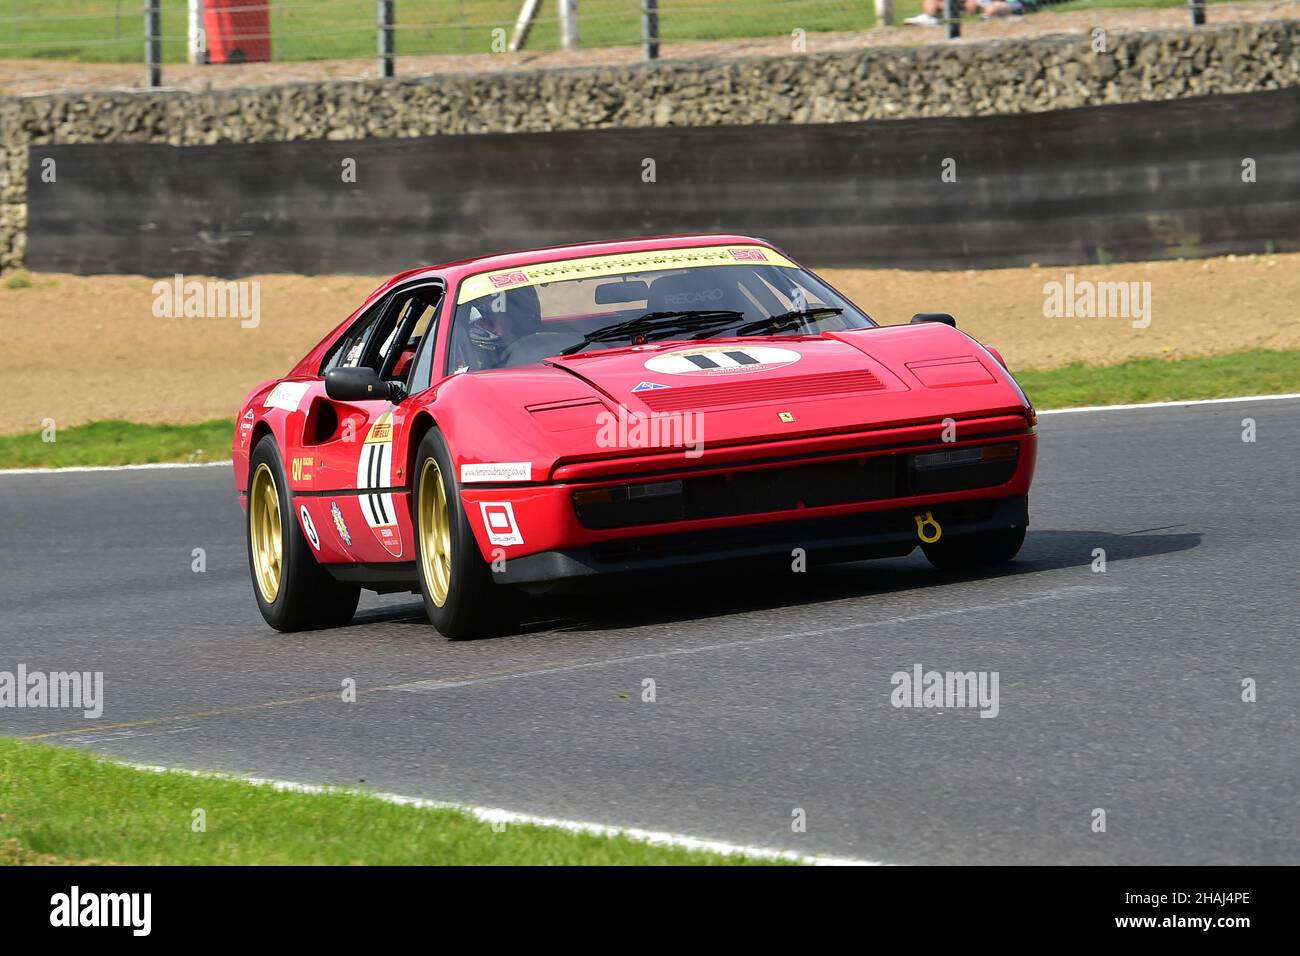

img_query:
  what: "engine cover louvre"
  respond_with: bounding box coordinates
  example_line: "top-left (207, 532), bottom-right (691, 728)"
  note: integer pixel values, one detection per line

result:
top-left (637, 369), bottom-right (885, 412)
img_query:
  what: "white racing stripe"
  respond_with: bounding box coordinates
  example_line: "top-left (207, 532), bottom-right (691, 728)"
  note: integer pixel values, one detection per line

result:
top-left (124, 762), bottom-right (878, 866)
top-left (2, 393), bottom-right (1296, 477)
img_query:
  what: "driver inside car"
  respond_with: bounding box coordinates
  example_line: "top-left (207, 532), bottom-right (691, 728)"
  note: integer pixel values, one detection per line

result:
top-left (462, 286), bottom-right (543, 371)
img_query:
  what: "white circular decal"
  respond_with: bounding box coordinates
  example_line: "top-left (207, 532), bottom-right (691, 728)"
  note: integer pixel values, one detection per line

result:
top-left (299, 504), bottom-right (321, 550)
top-left (644, 345), bottom-right (801, 376)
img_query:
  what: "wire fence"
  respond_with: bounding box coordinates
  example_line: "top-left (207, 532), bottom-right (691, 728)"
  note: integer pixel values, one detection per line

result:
top-left (0, 0), bottom-right (1240, 74)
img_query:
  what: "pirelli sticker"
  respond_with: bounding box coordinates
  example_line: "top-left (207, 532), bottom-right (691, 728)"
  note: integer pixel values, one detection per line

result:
top-left (456, 245), bottom-right (796, 304)
top-left (356, 412), bottom-right (402, 558)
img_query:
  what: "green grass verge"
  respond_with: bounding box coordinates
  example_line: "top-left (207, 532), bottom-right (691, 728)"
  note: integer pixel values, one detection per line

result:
top-left (0, 350), bottom-right (1294, 469)
top-left (0, 418), bottom-right (233, 469)
top-left (0, 0), bottom-right (1222, 64)
top-left (1015, 349), bottom-right (1300, 410)
top-left (0, 737), bottom-right (775, 865)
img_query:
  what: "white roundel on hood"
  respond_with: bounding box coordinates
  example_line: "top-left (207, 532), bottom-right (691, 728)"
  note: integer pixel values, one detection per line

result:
top-left (644, 345), bottom-right (801, 376)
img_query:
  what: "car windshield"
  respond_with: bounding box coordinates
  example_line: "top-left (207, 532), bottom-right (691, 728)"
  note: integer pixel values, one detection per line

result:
top-left (445, 246), bottom-right (875, 374)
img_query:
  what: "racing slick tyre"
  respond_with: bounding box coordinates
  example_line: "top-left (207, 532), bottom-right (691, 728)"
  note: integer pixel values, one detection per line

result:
top-left (921, 526), bottom-right (1026, 571)
top-left (247, 435), bottom-right (361, 631)
top-left (413, 428), bottom-right (519, 640)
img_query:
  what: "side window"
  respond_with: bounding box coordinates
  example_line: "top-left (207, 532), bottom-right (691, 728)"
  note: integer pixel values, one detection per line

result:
top-left (323, 300), bottom-right (392, 374)
top-left (406, 299), bottom-right (446, 394)
top-left (381, 288), bottom-right (442, 385)
top-left (322, 283), bottom-right (443, 379)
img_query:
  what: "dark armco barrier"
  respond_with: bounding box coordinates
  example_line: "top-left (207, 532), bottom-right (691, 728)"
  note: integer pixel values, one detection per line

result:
top-left (26, 87), bottom-right (1300, 276)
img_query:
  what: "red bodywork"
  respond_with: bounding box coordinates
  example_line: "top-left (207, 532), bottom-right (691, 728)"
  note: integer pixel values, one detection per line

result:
top-left (233, 234), bottom-right (1037, 587)
top-left (204, 0), bottom-right (272, 64)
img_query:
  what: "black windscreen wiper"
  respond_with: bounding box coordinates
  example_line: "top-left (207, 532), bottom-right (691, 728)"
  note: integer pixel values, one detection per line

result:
top-left (560, 310), bottom-right (746, 355)
top-left (705, 306), bottom-right (845, 340)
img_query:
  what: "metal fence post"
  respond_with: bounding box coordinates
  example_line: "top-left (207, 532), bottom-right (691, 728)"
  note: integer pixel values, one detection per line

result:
top-left (643, 0), bottom-right (659, 61)
top-left (145, 0), bottom-right (162, 87)
top-left (188, 0), bottom-right (206, 65)
top-left (378, 0), bottom-right (395, 78)
top-left (945, 0), bottom-right (960, 39)
top-left (559, 0), bottom-right (580, 50)
top-left (1189, 0), bottom-right (1205, 26)
top-left (875, 0), bottom-right (894, 28)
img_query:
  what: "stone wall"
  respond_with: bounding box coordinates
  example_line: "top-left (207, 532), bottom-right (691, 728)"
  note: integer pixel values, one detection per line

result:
top-left (3, 18), bottom-right (1298, 271)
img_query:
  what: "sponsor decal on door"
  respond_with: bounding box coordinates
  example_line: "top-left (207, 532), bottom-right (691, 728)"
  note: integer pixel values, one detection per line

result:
top-left (356, 412), bottom-right (403, 557)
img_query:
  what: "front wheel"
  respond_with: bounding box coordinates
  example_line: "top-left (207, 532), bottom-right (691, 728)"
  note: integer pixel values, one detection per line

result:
top-left (247, 435), bottom-right (360, 631)
top-left (922, 526), bottom-right (1026, 571)
top-left (413, 428), bottom-right (517, 640)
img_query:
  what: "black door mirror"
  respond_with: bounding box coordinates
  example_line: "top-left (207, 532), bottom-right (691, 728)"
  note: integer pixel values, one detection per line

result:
top-left (325, 367), bottom-right (405, 403)
top-left (911, 312), bottom-right (956, 328)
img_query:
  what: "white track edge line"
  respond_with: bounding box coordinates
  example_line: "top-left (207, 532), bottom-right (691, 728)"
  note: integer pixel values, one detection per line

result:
top-left (0, 460), bottom-right (231, 476)
top-left (1037, 392), bottom-right (1300, 416)
top-left (4, 392), bottom-right (1297, 477)
top-left (123, 762), bottom-right (879, 866)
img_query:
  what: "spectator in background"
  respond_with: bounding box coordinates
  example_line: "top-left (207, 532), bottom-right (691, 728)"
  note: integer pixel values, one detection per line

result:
top-left (905, 0), bottom-right (1023, 25)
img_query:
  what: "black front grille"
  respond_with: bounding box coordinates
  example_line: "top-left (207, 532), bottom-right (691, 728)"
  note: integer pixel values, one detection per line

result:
top-left (573, 444), bottom-right (1019, 531)
top-left (685, 455), bottom-right (897, 520)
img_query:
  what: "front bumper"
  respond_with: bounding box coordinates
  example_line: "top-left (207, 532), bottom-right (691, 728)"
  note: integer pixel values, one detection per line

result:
top-left (461, 417), bottom-right (1036, 573)
top-left (494, 495), bottom-right (1028, 585)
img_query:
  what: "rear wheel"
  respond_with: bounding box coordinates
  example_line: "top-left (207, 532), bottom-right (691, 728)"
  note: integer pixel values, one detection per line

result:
top-left (414, 428), bottom-right (517, 640)
top-left (922, 526), bottom-right (1026, 571)
top-left (247, 435), bottom-right (360, 631)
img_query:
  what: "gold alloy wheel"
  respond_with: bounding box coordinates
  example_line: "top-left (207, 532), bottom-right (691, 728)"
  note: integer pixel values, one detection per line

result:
top-left (418, 458), bottom-right (453, 606)
top-left (249, 462), bottom-right (283, 604)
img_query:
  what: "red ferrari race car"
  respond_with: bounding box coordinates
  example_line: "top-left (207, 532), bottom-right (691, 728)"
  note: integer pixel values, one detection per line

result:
top-left (234, 235), bottom-right (1037, 639)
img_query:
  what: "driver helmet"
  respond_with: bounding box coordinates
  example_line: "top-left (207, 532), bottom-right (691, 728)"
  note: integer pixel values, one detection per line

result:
top-left (467, 286), bottom-right (542, 368)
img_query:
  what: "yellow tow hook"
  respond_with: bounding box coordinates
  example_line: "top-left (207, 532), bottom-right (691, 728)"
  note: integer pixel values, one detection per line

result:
top-left (914, 511), bottom-right (942, 544)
